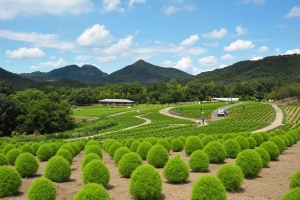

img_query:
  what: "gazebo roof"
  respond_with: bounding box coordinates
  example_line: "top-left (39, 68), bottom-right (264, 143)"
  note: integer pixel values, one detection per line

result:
top-left (98, 99), bottom-right (134, 103)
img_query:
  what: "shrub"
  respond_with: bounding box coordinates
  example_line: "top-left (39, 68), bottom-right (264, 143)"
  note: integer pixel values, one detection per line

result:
top-left (234, 136), bottom-right (249, 150)
top-left (3, 144), bottom-right (15, 155)
top-left (107, 142), bottom-right (123, 158)
top-left (222, 133), bottom-right (234, 141)
top-left (289, 169), bottom-right (300, 188)
top-left (287, 131), bottom-right (298, 143)
top-left (56, 149), bottom-right (73, 165)
top-left (146, 145), bottom-right (169, 168)
top-left (103, 139), bottom-right (114, 152)
top-left (130, 141), bottom-right (141, 152)
top-left (86, 140), bottom-right (101, 148)
top-left (250, 133), bottom-right (264, 146)
top-left (129, 164), bottom-right (162, 200)
top-left (125, 138), bottom-right (135, 149)
top-left (189, 150), bottom-right (209, 172)
top-left (223, 139), bottom-right (241, 159)
top-left (184, 136), bottom-right (203, 156)
top-left (49, 143), bottom-right (59, 156)
top-left (81, 153), bottom-right (100, 170)
top-left (20, 144), bottom-right (33, 154)
top-left (235, 149), bottom-right (262, 177)
top-left (0, 166), bottom-right (21, 198)
top-left (60, 144), bottom-right (75, 158)
top-left (36, 144), bottom-right (53, 161)
top-left (259, 132), bottom-right (271, 142)
top-left (146, 137), bottom-right (158, 145)
top-left (82, 159), bottom-right (110, 186)
top-left (31, 143), bottom-right (40, 156)
top-left (171, 139), bottom-right (184, 152)
top-left (260, 141), bottom-right (280, 160)
top-left (279, 135), bottom-right (290, 147)
top-left (6, 149), bottom-right (21, 165)
top-left (73, 183), bottom-right (111, 200)
top-left (285, 134), bottom-right (295, 147)
top-left (157, 138), bottom-right (171, 152)
top-left (163, 155), bottom-right (189, 183)
top-left (281, 188), bottom-right (300, 200)
top-left (269, 136), bottom-right (286, 153)
top-left (0, 153), bottom-right (9, 166)
top-left (15, 152), bottom-right (39, 177)
top-left (202, 136), bottom-right (215, 147)
top-left (254, 147), bottom-right (270, 167)
top-left (113, 147), bottom-right (131, 165)
top-left (203, 141), bottom-right (226, 163)
top-left (27, 178), bottom-right (56, 200)
top-left (84, 145), bottom-right (102, 159)
top-left (246, 137), bottom-right (257, 149)
top-left (44, 156), bottom-right (71, 182)
top-left (137, 141), bottom-right (152, 160)
top-left (216, 164), bottom-right (244, 191)
top-left (178, 136), bottom-right (186, 144)
top-left (191, 174), bottom-right (227, 200)
top-left (118, 152), bottom-right (143, 178)
top-left (70, 142), bottom-right (81, 155)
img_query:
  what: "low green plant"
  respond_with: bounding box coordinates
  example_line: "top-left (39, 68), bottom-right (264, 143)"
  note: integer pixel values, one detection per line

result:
top-left (235, 149), bottom-right (262, 177)
top-left (3, 144), bottom-right (15, 155)
top-left (202, 135), bottom-right (215, 147)
top-left (234, 136), bottom-right (249, 150)
top-left (36, 144), bottom-right (53, 161)
top-left (171, 139), bottom-right (184, 152)
top-left (6, 149), bottom-right (21, 165)
top-left (118, 152), bottom-right (143, 178)
top-left (31, 143), bottom-right (40, 156)
top-left (60, 144), bottom-right (75, 158)
top-left (146, 145), bottom-right (169, 168)
top-left (223, 139), bottom-right (241, 159)
top-left (27, 178), bottom-right (56, 200)
top-left (184, 136), bottom-right (203, 155)
top-left (44, 156), bottom-right (71, 182)
top-left (82, 159), bottom-right (110, 186)
top-left (84, 145), bottom-right (102, 159)
top-left (113, 147), bottom-right (131, 165)
top-left (137, 141), bottom-right (152, 160)
top-left (55, 149), bottom-right (73, 165)
top-left (0, 153), bottom-right (9, 166)
top-left (73, 183), bottom-right (111, 200)
top-left (216, 164), bottom-right (244, 191)
top-left (129, 164), bottom-right (162, 200)
top-left (130, 140), bottom-right (141, 152)
top-left (259, 132), bottom-right (271, 142)
top-left (246, 137), bottom-right (257, 149)
top-left (250, 132), bottom-right (264, 146)
top-left (107, 142), bottom-right (123, 158)
top-left (157, 138), bottom-right (171, 152)
top-left (0, 166), bottom-right (21, 198)
top-left (163, 155), bottom-right (189, 183)
top-left (81, 153), bottom-right (101, 170)
top-left (254, 147), bottom-right (270, 167)
top-left (15, 152), bottom-right (39, 177)
top-left (203, 141), bottom-right (226, 163)
top-left (281, 188), bottom-right (300, 200)
top-left (260, 141), bottom-right (280, 160)
top-left (49, 143), bottom-right (59, 156)
top-left (189, 150), bottom-right (209, 172)
top-left (191, 174), bottom-right (227, 200)
top-left (269, 136), bottom-right (286, 154)
top-left (289, 169), bottom-right (300, 188)
top-left (20, 144), bottom-right (33, 154)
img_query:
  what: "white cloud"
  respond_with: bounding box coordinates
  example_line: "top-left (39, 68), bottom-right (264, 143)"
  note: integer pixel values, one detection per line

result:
top-left (236, 24), bottom-right (247, 36)
top-left (96, 55), bottom-right (117, 63)
top-left (286, 6), bottom-right (300, 18)
top-left (257, 46), bottom-right (268, 53)
top-left (104, 36), bottom-right (133, 54)
top-left (274, 48), bottom-right (281, 54)
top-left (102, 0), bottom-right (124, 13)
top-left (75, 55), bottom-right (93, 61)
top-left (223, 39), bottom-right (255, 51)
top-left (77, 24), bottom-right (112, 47)
top-left (31, 58), bottom-right (67, 69)
top-left (192, 67), bottom-right (203, 75)
top-left (202, 42), bottom-right (219, 47)
top-left (133, 45), bottom-right (206, 56)
top-left (174, 57), bottom-right (194, 71)
top-left (0, 30), bottom-right (75, 50)
top-left (219, 64), bottom-right (227, 68)
top-left (201, 28), bottom-right (227, 40)
top-left (180, 35), bottom-right (199, 46)
top-left (164, 5), bottom-right (180, 16)
top-left (133, 55), bottom-right (151, 61)
top-left (220, 54), bottom-right (236, 61)
top-left (0, 0), bottom-right (93, 20)
top-left (198, 56), bottom-right (217, 66)
top-left (284, 49), bottom-right (300, 55)
top-left (163, 60), bottom-right (177, 68)
top-left (252, 56), bottom-right (263, 61)
top-left (129, 0), bottom-right (145, 8)
top-left (240, 0), bottom-right (265, 5)
top-left (5, 47), bottom-right (45, 59)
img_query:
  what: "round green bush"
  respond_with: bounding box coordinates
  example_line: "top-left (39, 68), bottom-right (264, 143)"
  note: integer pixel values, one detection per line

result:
top-left (36, 144), bottom-right (53, 161)
top-left (20, 144), bottom-right (33, 154)
top-left (103, 139), bottom-right (114, 152)
top-left (118, 152), bottom-right (143, 178)
top-left (216, 164), bottom-right (244, 191)
top-left (0, 166), bottom-right (21, 198)
top-left (260, 141), bottom-right (280, 160)
top-left (246, 137), bottom-right (257, 149)
top-left (191, 174), bottom-right (227, 200)
top-left (203, 141), bottom-right (226, 163)
top-left (86, 140), bottom-right (101, 148)
top-left (60, 144), bottom-right (75, 157)
top-left (223, 139), bottom-right (241, 159)
top-left (281, 188), bottom-right (300, 200)
top-left (82, 159), bottom-right (110, 186)
top-left (234, 136), bottom-right (249, 150)
top-left (31, 143), bottom-right (40, 156)
top-left (184, 136), bottom-right (203, 156)
top-left (27, 178), bottom-right (56, 200)
top-left (287, 132), bottom-right (298, 144)
top-left (44, 156), bottom-right (71, 182)
top-left (125, 138), bottom-right (135, 149)
top-left (171, 139), bottom-right (184, 152)
top-left (130, 140), bottom-right (141, 152)
top-left (235, 149), bottom-right (263, 177)
top-left (129, 164), bottom-right (162, 200)
top-left (81, 153), bottom-right (100, 170)
top-left (279, 135), bottom-right (291, 147)
top-left (0, 153), bottom-right (9, 166)
top-left (259, 132), bottom-right (271, 142)
top-left (3, 144), bottom-right (15, 155)
top-left (189, 150), bottom-right (209, 172)
top-left (202, 135), bottom-right (215, 147)
top-left (269, 136), bottom-right (286, 153)
top-left (73, 183), bottom-right (111, 200)
top-left (250, 132), bottom-right (264, 146)
top-left (254, 147), bottom-right (270, 167)
top-left (15, 152), bottom-right (39, 177)
top-left (285, 134), bottom-right (295, 147)
top-left (163, 155), bottom-right (189, 183)
top-left (137, 141), bottom-right (152, 160)
top-left (48, 143), bottom-right (59, 156)
top-left (70, 142), bottom-right (81, 156)
top-left (56, 149), bottom-right (73, 165)
top-left (146, 137), bottom-right (158, 145)
top-left (157, 138), bottom-right (171, 152)
top-left (222, 133), bottom-right (234, 141)
top-left (6, 149), bottom-right (21, 165)
top-left (84, 145), bottom-right (102, 159)
top-left (178, 136), bottom-right (186, 144)
top-left (113, 147), bottom-right (131, 165)
top-left (289, 169), bottom-right (300, 188)
top-left (146, 145), bottom-right (169, 168)
top-left (107, 142), bottom-right (123, 158)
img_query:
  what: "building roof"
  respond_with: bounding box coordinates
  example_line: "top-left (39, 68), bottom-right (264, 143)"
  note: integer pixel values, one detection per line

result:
top-left (98, 99), bottom-right (134, 103)
top-left (211, 98), bottom-right (240, 101)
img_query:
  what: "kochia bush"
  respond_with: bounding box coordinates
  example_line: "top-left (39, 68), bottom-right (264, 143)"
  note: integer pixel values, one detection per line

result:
top-left (73, 183), bottom-right (111, 200)
top-left (55, 149), bottom-right (73, 165)
top-left (189, 150), bottom-right (209, 172)
top-left (269, 136), bottom-right (286, 154)
top-left (184, 136), bottom-right (203, 156)
top-left (44, 156), bottom-right (71, 182)
top-left (203, 141), bottom-right (226, 163)
top-left (171, 139), bottom-right (184, 152)
top-left (118, 152), bottom-right (143, 178)
top-left (146, 145), bottom-right (169, 168)
top-left (130, 140), bottom-right (141, 152)
top-left (81, 153), bottom-right (100, 170)
top-left (254, 147), bottom-right (270, 167)
top-left (202, 135), bottom-right (215, 147)
top-left (157, 138), bottom-right (171, 152)
top-left (107, 142), bottom-right (123, 158)
top-left (113, 147), bottom-right (130, 165)
top-left (15, 152), bottom-right (39, 177)
top-left (27, 178), bottom-right (56, 200)
top-left (223, 139), bottom-right (241, 159)
top-left (82, 159), bottom-right (110, 186)
top-left (235, 149), bottom-right (263, 177)
top-left (6, 149), bottom-right (21, 165)
top-left (281, 188), bottom-right (300, 200)
top-left (163, 155), bottom-right (189, 183)
top-left (84, 145), bottom-right (102, 159)
top-left (234, 136), bottom-right (249, 150)
top-left (289, 169), bottom-right (300, 188)
top-left (216, 164), bottom-right (244, 191)
top-left (0, 153), bottom-right (9, 166)
top-left (0, 166), bottom-right (21, 198)
top-left (246, 137), bottom-right (257, 149)
top-left (259, 141), bottom-right (280, 160)
top-left (137, 141), bottom-right (152, 160)
top-left (250, 132), bottom-right (264, 146)
top-left (36, 144), bottom-right (53, 161)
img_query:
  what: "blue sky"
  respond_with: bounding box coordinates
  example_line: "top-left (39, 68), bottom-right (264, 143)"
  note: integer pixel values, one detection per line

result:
top-left (0, 0), bottom-right (299, 75)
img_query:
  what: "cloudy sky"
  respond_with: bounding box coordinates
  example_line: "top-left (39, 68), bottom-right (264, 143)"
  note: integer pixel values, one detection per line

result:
top-left (0, 0), bottom-right (299, 75)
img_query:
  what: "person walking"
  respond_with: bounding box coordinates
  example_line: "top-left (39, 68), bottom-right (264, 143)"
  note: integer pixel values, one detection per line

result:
top-left (202, 116), bottom-right (205, 125)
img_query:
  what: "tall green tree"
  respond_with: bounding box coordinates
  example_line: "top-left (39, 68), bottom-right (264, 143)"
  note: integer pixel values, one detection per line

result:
top-left (0, 94), bottom-right (19, 136)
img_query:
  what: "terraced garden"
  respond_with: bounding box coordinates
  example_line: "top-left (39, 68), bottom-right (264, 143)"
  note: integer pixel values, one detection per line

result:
top-left (1, 101), bottom-right (300, 200)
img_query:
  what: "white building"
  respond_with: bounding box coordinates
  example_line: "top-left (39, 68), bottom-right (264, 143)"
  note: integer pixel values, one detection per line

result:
top-left (210, 97), bottom-right (239, 102)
